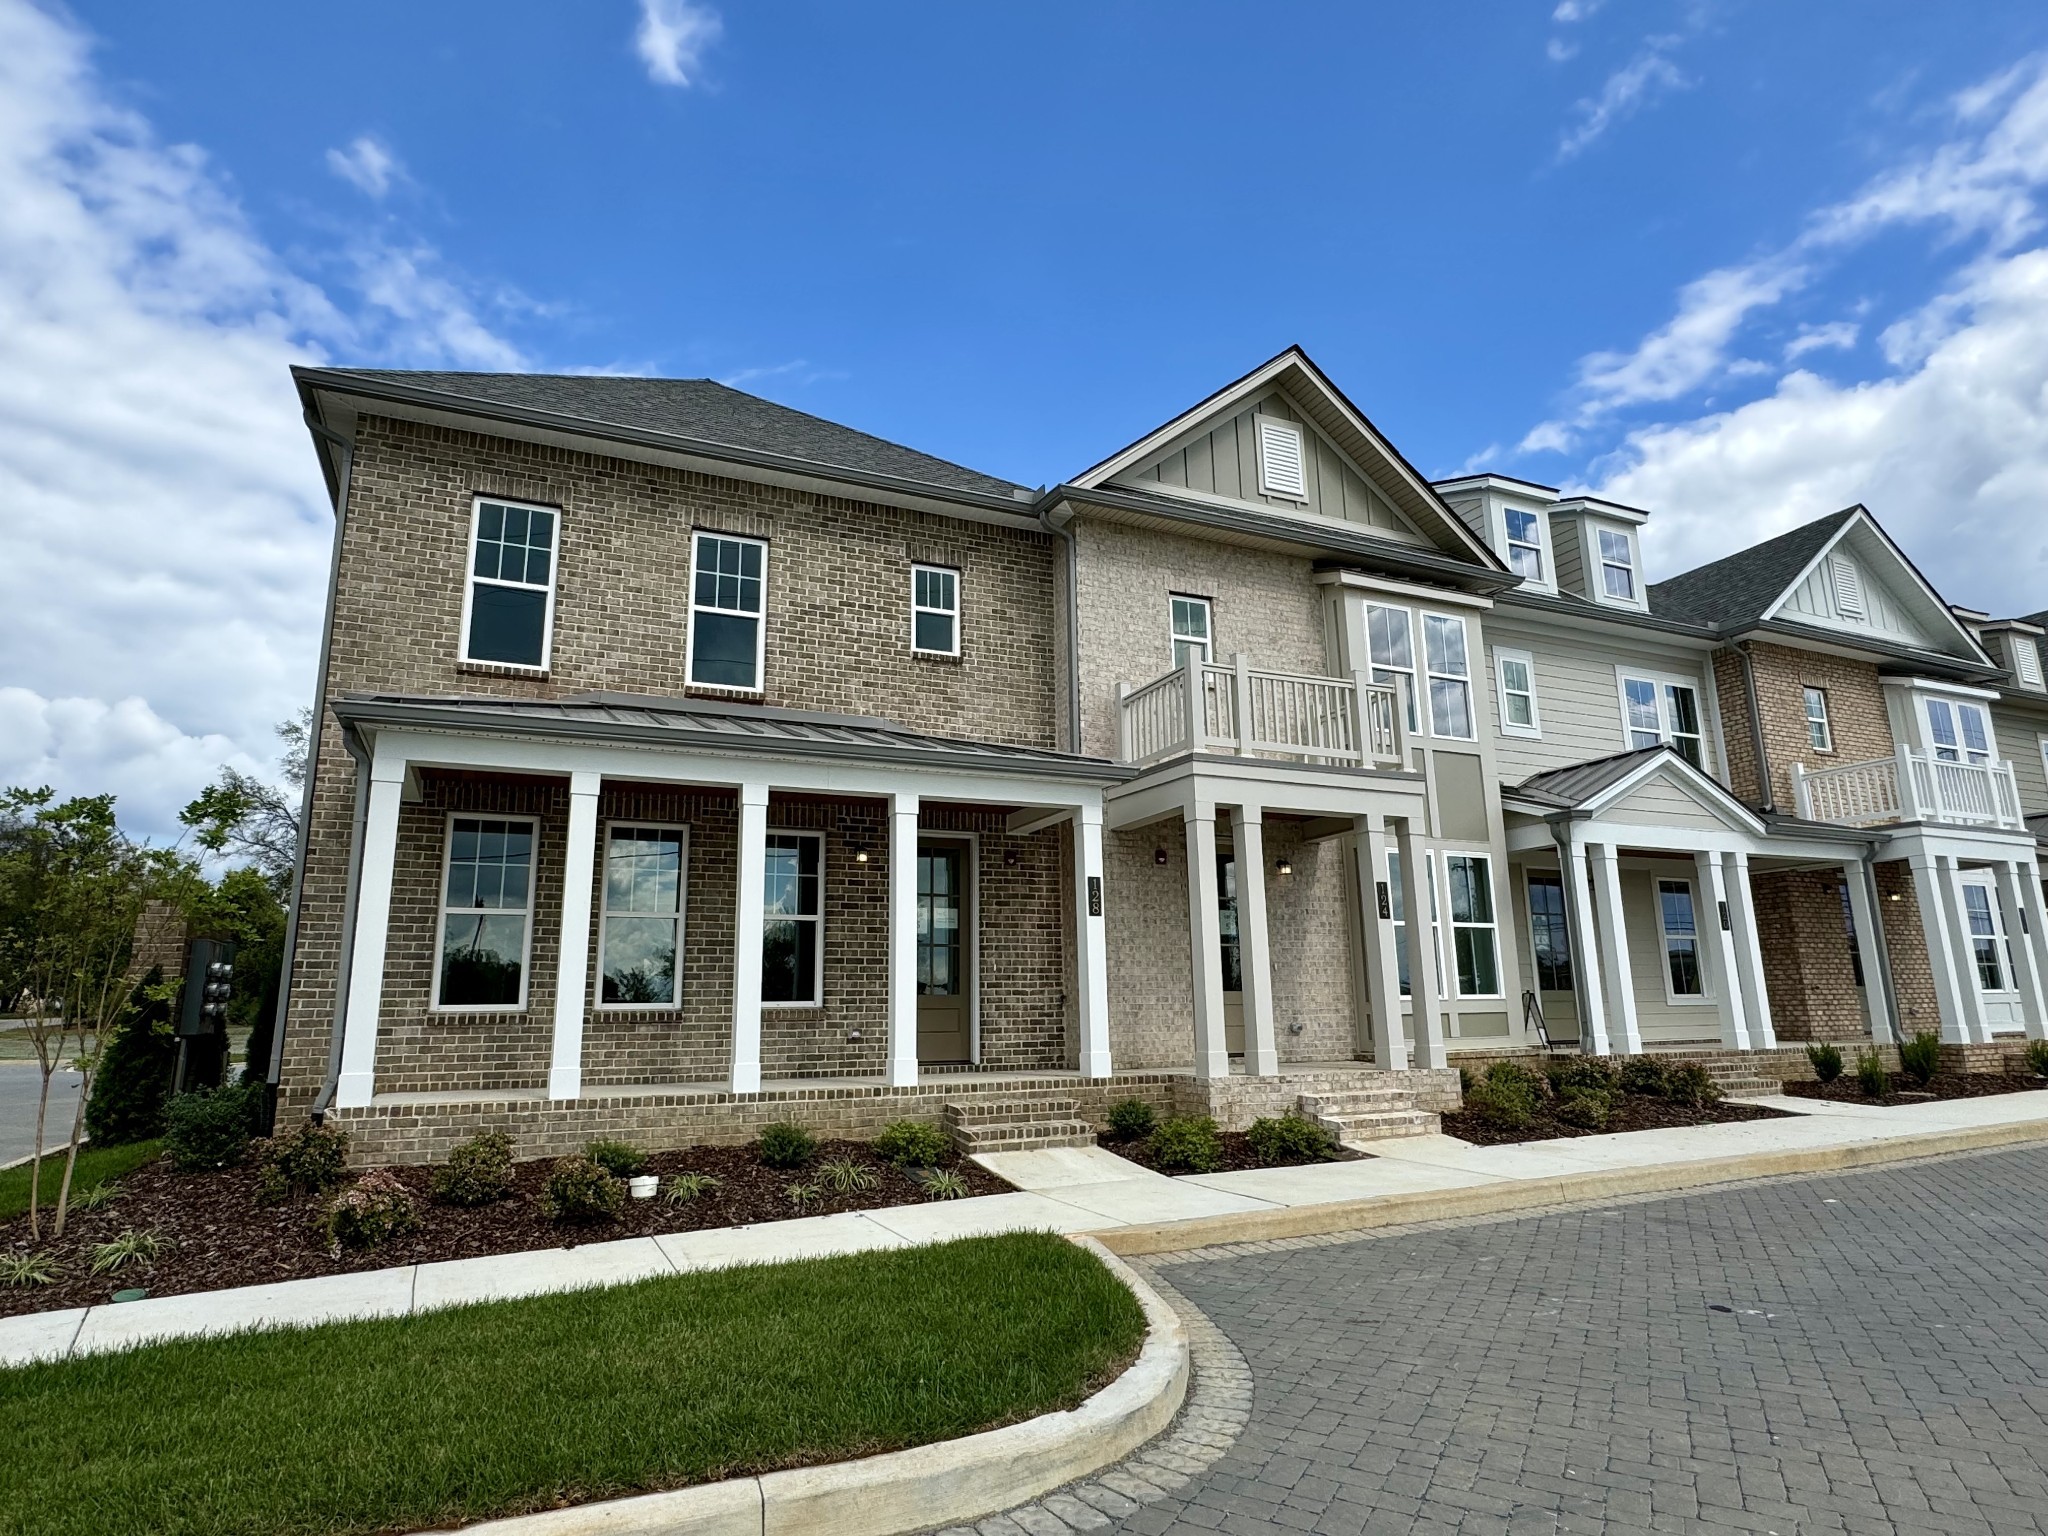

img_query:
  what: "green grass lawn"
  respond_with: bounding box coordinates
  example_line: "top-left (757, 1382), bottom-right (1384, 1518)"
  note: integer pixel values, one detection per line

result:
top-left (0, 1140), bottom-right (161, 1223)
top-left (0, 1232), bottom-right (1147, 1536)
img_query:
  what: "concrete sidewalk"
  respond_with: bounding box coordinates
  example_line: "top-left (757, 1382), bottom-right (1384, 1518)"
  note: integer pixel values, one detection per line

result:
top-left (5, 1089), bottom-right (2046, 1369)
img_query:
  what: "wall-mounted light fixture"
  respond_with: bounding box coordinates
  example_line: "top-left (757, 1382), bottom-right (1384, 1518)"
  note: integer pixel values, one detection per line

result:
top-left (1154, 847), bottom-right (1169, 866)
top-left (1003, 847), bottom-right (1020, 867)
top-left (1276, 857), bottom-right (1294, 876)
top-left (1886, 891), bottom-right (1902, 902)
top-left (853, 843), bottom-right (870, 864)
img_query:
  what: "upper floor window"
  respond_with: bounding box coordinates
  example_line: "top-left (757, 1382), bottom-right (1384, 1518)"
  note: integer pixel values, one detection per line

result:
top-left (464, 499), bottom-right (557, 669)
top-left (1597, 528), bottom-right (1637, 602)
top-left (1803, 686), bottom-right (1833, 752)
top-left (1255, 418), bottom-right (1307, 500)
top-left (911, 565), bottom-right (960, 657)
top-left (1423, 612), bottom-right (1474, 739)
top-left (1367, 603), bottom-right (1417, 733)
top-left (1495, 647), bottom-right (1541, 738)
top-left (1620, 672), bottom-right (1704, 768)
top-left (1504, 509), bottom-right (1546, 582)
top-left (436, 815), bottom-right (535, 1010)
top-left (1170, 595), bottom-right (1212, 668)
top-left (1924, 697), bottom-right (1991, 764)
top-left (689, 532), bottom-right (766, 692)
top-left (600, 825), bottom-right (686, 1008)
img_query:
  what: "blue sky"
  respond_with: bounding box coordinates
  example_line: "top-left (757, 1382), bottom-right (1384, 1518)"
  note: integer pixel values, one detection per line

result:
top-left (6, 0), bottom-right (2048, 837)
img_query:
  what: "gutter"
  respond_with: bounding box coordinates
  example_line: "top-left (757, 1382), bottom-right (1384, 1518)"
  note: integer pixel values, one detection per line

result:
top-left (310, 724), bottom-right (373, 1122)
top-left (1733, 643), bottom-right (1776, 814)
top-left (1038, 501), bottom-right (1084, 754)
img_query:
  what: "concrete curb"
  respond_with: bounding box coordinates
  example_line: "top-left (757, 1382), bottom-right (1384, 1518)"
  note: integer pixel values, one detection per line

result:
top-left (1091, 1114), bottom-right (2048, 1257)
top-left (439, 1236), bottom-right (1189, 1536)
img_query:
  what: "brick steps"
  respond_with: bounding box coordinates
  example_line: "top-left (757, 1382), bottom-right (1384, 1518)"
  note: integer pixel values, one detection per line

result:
top-left (943, 1093), bottom-right (1096, 1153)
top-left (1689, 1058), bottom-right (1785, 1100)
top-left (1297, 1087), bottom-right (1440, 1144)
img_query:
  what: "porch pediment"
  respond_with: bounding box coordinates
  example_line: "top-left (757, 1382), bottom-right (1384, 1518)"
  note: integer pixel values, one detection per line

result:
top-left (1514, 747), bottom-right (1767, 839)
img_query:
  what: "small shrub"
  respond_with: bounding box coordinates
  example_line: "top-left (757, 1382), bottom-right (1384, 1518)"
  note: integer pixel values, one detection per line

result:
top-left (663, 1172), bottom-right (722, 1204)
top-left (1105, 1098), bottom-right (1157, 1141)
top-left (584, 1139), bottom-right (646, 1178)
top-left (2026, 1038), bottom-right (2048, 1079)
top-left (89, 1229), bottom-right (166, 1276)
top-left (70, 1183), bottom-right (124, 1213)
top-left (1664, 1062), bottom-right (1722, 1109)
top-left (325, 1170), bottom-right (420, 1251)
top-left (0, 1251), bottom-right (62, 1287)
top-left (784, 1181), bottom-right (823, 1210)
top-left (1856, 1050), bottom-right (1889, 1098)
top-left (817, 1157), bottom-right (880, 1194)
top-left (163, 1082), bottom-right (263, 1171)
top-left (875, 1120), bottom-right (951, 1168)
top-left (755, 1122), bottom-right (816, 1169)
top-left (1547, 1056), bottom-right (1618, 1097)
top-left (1618, 1057), bottom-right (1669, 1098)
top-left (920, 1169), bottom-right (970, 1200)
top-left (1148, 1115), bottom-right (1224, 1173)
top-left (1555, 1089), bottom-right (1612, 1130)
top-left (1806, 1042), bottom-right (1844, 1084)
top-left (1898, 1031), bottom-right (1941, 1088)
top-left (1458, 1066), bottom-right (1473, 1097)
top-left (1467, 1080), bottom-right (1537, 1131)
top-left (432, 1131), bottom-right (517, 1207)
top-left (252, 1123), bottom-right (350, 1204)
top-left (1245, 1111), bottom-right (1338, 1166)
top-left (540, 1155), bottom-right (625, 1225)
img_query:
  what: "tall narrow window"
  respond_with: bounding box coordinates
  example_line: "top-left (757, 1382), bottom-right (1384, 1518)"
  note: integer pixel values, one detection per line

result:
top-left (600, 826), bottom-right (686, 1007)
top-left (1170, 595), bottom-right (1212, 668)
top-left (437, 816), bottom-right (535, 1009)
top-left (464, 499), bottom-right (557, 668)
top-left (1526, 872), bottom-right (1573, 991)
top-left (762, 832), bottom-right (822, 1005)
top-left (1495, 648), bottom-right (1540, 737)
top-left (911, 565), bottom-right (960, 656)
top-left (1504, 509), bottom-right (1545, 581)
top-left (1961, 882), bottom-right (2005, 991)
top-left (1838, 883), bottom-right (1864, 988)
top-left (1804, 686), bottom-right (1833, 752)
top-left (1256, 418), bottom-right (1307, 499)
top-left (1217, 854), bottom-right (1241, 993)
top-left (1423, 612), bottom-right (1474, 740)
top-left (1387, 848), bottom-right (1443, 997)
top-left (689, 532), bottom-right (767, 691)
top-left (1367, 603), bottom-right (1417, 733)
top-left (1446, 854), bottom-right (1499, 997)
top-left (1620, 674), bottom-right (1704, 768)
top-left (1657, 879), bottom-right (1706, 999)
top-left (1597, 528), bottom-right (1637, 602)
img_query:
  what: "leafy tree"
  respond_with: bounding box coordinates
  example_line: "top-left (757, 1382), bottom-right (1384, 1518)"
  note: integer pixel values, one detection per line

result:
top-left (178, 709), bottom-right (310, 897)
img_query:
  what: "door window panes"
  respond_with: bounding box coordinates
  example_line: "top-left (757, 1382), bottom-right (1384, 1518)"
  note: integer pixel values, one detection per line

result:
top-left (1218, 853), bottom-right (1242, 993)
top-left (1962, 882), bottom-right (2005, 990)
top-left (917, 846), bottom-right (964, 996)
top-left (1527, 872), bottom-right (1573, 991)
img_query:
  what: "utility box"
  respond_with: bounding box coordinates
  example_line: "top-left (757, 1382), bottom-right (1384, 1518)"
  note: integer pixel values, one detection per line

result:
top-left (177, 938), bottom-right (238, 1038)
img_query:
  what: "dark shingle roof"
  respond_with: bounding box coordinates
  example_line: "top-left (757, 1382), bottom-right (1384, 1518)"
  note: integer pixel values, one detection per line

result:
top-left (320, 370), bottom-right (1026, 499)
top-left (1648, 507), bottom-right (1860, 627)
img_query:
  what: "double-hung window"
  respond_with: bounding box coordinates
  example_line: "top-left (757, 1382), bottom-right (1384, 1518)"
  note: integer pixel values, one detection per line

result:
top-left (1423, 613), bottom-right (1474, 739)
top-left (1960, 881), bottom-right (2006, 991)
top-left (1170, 595), bottom-right (1212, 668)
top-left (1657, 879), bottom-right (1707, 1001)
top-left (1445, 854), bottom-right (1500, 997)
top-left (1803, 686), bottom-right (1833, 752)
top-left (1620, 673), bottom-right (1704, 768)
top-left (1597, 528), bottom-right (1637, 602)
top-left (464, 499), bottom-right (557, 668)
top-left (1526, 872), bottom-right (1573, 991)
top-left (1504, 509), bottom-right (1545, 582)
top-left (689, 532), bottom-right (767, 691)
top-left (1925, 697), bottom-right (1992, 764)
top-left (1366, 603), bottom-right (1417, 733)
top-left (436, 816), bottom-right (536, 1009)
top-left (1495, 647), bottom-right (1541, 738)
top-left (911, 565), bottom-right (960, 656)
top-left (1387, 848), bottom-right (1443, 997)
top-left (600, 826), bottom-right (686, 1007)
top-left (762, 832), bottom-right (822, 1005)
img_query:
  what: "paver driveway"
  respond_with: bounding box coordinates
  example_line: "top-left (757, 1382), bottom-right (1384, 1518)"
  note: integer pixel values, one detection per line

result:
top-left (1107, 1146), bottom-right (2048, 1535)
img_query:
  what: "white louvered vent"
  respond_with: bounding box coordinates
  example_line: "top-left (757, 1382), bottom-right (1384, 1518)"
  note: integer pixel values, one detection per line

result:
top-left (2016, 636), bottom-right (2043, 687)
top-left (1256, 418), bottom-right (1308, 500)
top-left (1829, 556), bottom-right (1865, 618)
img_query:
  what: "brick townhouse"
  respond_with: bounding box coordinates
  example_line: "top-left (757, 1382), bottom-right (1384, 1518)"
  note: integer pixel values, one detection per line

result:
top-left (267, 347), bottom-right (2048, 1162)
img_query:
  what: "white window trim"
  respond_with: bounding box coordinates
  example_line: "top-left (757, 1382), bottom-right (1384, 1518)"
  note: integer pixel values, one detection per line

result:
top-left (1919, 693), bottom-right (1997, 765)
top-left (459, 495), bottom-right (560, 672)
top-left (1655, 876), bottom-right (1715, 1007)
top-left (1365, 601), bottom-right (1418, 735)
top-left (1422, 610), bottom-right (1476, 741)
top-left (1502, 506), bottom-right (1550, 589)
top-left (1595, 526), bottom-right (1640, 606)
top-left (1955, 871), bottom-right (2017, 997)
top-left (761, 828), bottom-right (825, 1009)
top-left (1524, 869), bottom-right (1573, 994)
top-left (432, 810), bottom-right (539, 1013)
top-left (1387, 847), bottom-right (1445, 999)
top-left (1614, 667), bottom-right (1707, 767)
top-left (1494, 646), bottom-right (1542, 739)
top-left (1803, 686), bottom-right (1834, 754)
top-left (910, 563), bottom-right (961, 658)
top-left (1444, 851), bottom-right (1503, 1000)
top-left (2036, 734), bottom-right (2048, 792)
top-left (1170, 594), bottom-right (1213, 667)
top-left (2013, 635), bottom-right (2044, 688)
top-left (1254, 416), bottom-right (1308, 501)
top-left (595, 821), bottom-right (690, 1012)
top-left (687, 530), bottom-right (769, 694)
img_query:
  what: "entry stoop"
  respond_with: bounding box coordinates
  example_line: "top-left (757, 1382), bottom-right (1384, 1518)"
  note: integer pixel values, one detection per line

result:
top-left (943, 1092), bottom-right (1097, 1154)
top-left (1296, 1086), bottom-right (1439, 1145)
top-left (1690, 1056), bottom-right (1785, 1100)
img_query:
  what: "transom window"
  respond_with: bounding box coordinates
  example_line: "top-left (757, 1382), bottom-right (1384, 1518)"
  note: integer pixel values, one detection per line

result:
top-left (1925, 697), bottom-right (1992, 764)
top-left (1423, 612), bottom-right (1474, 740)
top-left (600, 826), bottom-right (686, 1007)
top-left (762, 832), bottom-right (822, 1006)
top-left (1170, 595), bottom-right (1212, 668)
top-left (1597, 528), bottom-right (1637, 602)
top-left (1657, 878), bottom-right (1707, 1000)
top-left (1620, 673), bottom-right (1704, 768)
top-left (1803, 686), bottom-right (1833, 752)
top-left (1526, 872), bottom-right (1573, 992)
top-left (1366, 603), bottom-right (1417, 733)
top-left (436, 816), bottom-right (535, 1009)
top-left (1504, 509), bottom-right (1545, 581)
top-left (689, 532), bottom-right (767, 691)
top-left (1445, 853), bottom-right (1500, 998)
top-left (464, 499), bottom-right (558, 669)
top-left (1495, 647), bottom-right (1541, 738)
top-left (911, 565), bottom-right (960, 656)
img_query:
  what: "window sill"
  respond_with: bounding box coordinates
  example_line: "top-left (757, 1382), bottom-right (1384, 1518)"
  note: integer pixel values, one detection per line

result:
top-left (685, 684), bottom-right (765, 702)
top-left (458, 660), bottom-right (550, 681)
top-left (912, 650), bottom-right (964, 665)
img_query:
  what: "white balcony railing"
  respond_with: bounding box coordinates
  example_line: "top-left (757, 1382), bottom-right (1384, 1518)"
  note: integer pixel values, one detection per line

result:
top-left (1791, 746), bottom-right (2025, 831)
top-left (1117, 652), bottom-right (1406, 770)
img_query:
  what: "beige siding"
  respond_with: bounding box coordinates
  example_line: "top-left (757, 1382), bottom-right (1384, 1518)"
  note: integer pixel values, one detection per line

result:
top-left (1550, 518), bottom-right (1586, 600)
top-left (1483, 618), bottom-right (1716, 783)
top-left (1601, 776), bottom-right (1736, 832)
top-left (1622, 865), bottom-right (1722, 1045)
top-left (1994, 705), bottom-right (2048, 817)
top-left (1783, 543), bottom-right (1938, 648)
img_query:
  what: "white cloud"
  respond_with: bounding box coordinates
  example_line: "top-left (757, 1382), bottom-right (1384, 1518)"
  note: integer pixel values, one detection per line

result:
top-left (1558, 39), bottom-right (1691, 160)
top-left (635, 0), bottom-right (722, 88)
top-left (1552, 0), bottom-right (1608, 22)
top-left (325, 134), bottom-right (401, 198)
top-left (1547, 39), bottom-right (1580, 64)
top-left (1783, 320), bottom-right (1859, 361)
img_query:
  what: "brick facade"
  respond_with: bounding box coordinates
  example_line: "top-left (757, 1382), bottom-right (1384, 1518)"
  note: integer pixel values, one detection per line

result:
top-left (1716, 641), bottom-right (1894, 810)
top-left (1875, 859), bottom-right (1942, 1035)
top-left (1749, 869), bottom-right (1868, 1042)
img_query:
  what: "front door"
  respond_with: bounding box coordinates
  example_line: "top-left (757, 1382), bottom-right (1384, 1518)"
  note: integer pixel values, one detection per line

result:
top-left (916, 841), bottom-right (972, 1063)
top-left (1524, 871), bottom-right (1580, 1043)
top-left (1957, 871), bottom-right (2024, 1032)
top-left (1219, 852), bottom-right (1245, 1055)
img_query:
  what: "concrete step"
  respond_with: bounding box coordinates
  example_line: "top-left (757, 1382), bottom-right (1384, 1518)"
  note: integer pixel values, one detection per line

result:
top-left (1311, 1108), bottom-right (1441, 1142)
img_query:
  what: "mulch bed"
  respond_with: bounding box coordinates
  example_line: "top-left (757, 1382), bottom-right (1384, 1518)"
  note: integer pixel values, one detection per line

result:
top-left (1783, 1073), bottom-right (2048, 1108)
top-left (1440, 1093), bottom-right (1792, 1147)
top-left (1097, 1131), bottom-right (1366, 1175)
top-left (0, 1141), bottom-right (1010, 1319)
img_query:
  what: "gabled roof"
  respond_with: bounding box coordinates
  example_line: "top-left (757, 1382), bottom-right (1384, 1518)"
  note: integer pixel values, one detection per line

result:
top-left (1648, 509), bottom-right (1859, 627)
top-left (1513, 746), bottom-right (1768, 836)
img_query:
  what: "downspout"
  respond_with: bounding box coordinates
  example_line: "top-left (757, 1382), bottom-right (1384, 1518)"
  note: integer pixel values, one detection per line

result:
top-left (1733, 642), bottom-right (1777, 814)
top-left (309, 725), bottom-right (372, 1122)
top-left (278, 411), bottom-right (356, 1124)
top-left (1038, 501), bottom-right (1083, 755)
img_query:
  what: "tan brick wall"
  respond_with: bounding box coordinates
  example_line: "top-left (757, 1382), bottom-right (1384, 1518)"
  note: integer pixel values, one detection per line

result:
top-left (1718, 642), bottom-right (1894, 810)
top-left (1263, 820), bottom-right (1364, 1063)
top-left (1105, 822), bottom-right (1196, 1069)
top-left (1749, 869), bottom-right (1868, 1042)
top-left (1875, 859), bottom-right (1941, 1035)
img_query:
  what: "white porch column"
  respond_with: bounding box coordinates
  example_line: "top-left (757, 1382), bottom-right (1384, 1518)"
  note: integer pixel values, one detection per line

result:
top-left (1185, 808), bottom-right (1230, 1079)
top-left (1693, 850), bottom-right (1751, 1052)
top-left (548, 771), bottom-right (601, 1101)
top-left (1232, 806), bottom-right (1279, 1076)
top-left (1842, 859), bottom-right (1894, 1045)
top-left (1074, 804), bottom-right (1112, 1078)
top-left (1725, 852), bottom-right (1776, 1050)
top-left (1394, 816), bottom-right (1446, 1069)
top-left (1590, 844), bottom-right (1643, 1055)
top-left (2017, 860), bottom-right (2048, 1043)
top-left (1352, 815), bottom-right (1407, 1071)
top-left (730, 783), bottom-right (769, 1093)
top-left (1919, 852), bottom-right (1988, 1044)
top-left (1556, 831), bottom-right (1610, 1056)
top-left (336, 752), bottom-right (406, 1109)
top-left (1993, 859), bottom-right (2048, 1042)
top-left (885, 790), bottom-right (921, 1088)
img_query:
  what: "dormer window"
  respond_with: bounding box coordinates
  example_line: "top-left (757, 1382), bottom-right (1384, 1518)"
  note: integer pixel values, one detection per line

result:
top-left (1504, 509), bottom-right (1545, 581)
top-left (1597, 529), bottom-right (1637, 602)
top-left (1255, 418), bottom-right (1307, 500)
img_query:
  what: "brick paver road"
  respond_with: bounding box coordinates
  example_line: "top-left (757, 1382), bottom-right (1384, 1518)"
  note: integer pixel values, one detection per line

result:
top-left (1109, 1147), bottom-right (2048, 1535)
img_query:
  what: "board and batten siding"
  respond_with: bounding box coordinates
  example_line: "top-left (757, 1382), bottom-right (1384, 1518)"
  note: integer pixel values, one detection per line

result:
top-left (1781, 542), bottom-right (1938, 648)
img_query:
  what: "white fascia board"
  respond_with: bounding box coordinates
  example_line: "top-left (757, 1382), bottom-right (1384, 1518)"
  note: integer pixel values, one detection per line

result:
top-left (1313, 569), bottom-right (1495, 610)
top-left (1762, 511), bottom-right (1993, 665)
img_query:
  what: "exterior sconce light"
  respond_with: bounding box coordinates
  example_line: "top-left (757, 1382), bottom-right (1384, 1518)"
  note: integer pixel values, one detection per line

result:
top-left (1276, 857), bottom-right (1294, 876)
top-left (1154, 848), bottom-right (1168, 866)
top-left (1886, 891), bottom-right (1902, 902)
top-left (853, 843), bottom-right (870, 863)
top-left (1003, 847), bottom-right (1020, 867)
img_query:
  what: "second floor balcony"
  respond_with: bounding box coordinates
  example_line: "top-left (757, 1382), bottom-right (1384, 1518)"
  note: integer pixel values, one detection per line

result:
top-left (1118, 652), bottom-right (1407, 770)
top-left (1791, 746), bottom-right (2025, 832)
